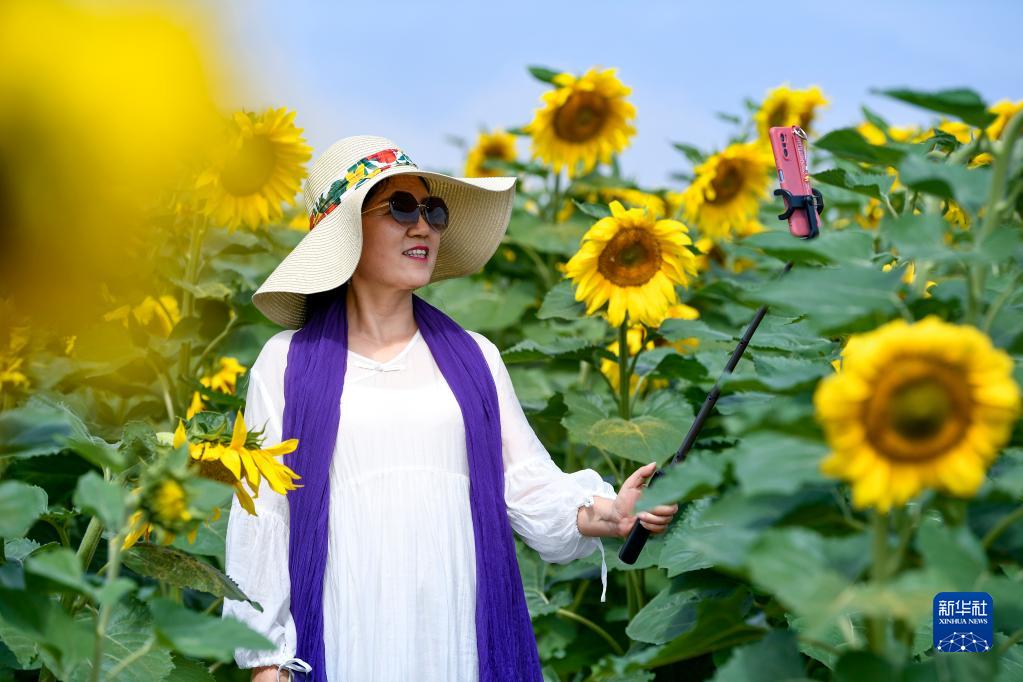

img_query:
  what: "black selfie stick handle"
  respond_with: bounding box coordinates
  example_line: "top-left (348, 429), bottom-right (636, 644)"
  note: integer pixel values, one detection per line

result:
top-left (617, 261), bottom-right (795, 565)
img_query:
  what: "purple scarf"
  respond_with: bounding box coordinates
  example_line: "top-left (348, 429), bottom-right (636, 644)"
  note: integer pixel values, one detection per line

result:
top-left (281, 282), bottom-right (542, 681)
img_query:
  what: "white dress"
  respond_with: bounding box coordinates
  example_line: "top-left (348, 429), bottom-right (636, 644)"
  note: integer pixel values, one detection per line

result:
top-left (221, 327), bottom-right (617, 681)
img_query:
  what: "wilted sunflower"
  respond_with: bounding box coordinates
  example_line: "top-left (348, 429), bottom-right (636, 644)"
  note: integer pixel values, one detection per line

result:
top-left (464, 129), bottom-right (518, 178)
top-left (195, 107), bottom-right (313, 230)
top-left (187, 357), bottom-right (247, 419)
top-left (182, 412), bottom-right (301, 515)
top-left (754, 84), bottom-right (830, 141)
top-left (680, 142), bottom-right (774, 242)
top-left (815, 316), bottom-right (1021, 512)
top-left (524, 67), bottom-right (637, 178)
top-left (563, 200), bottom-right (699, 327)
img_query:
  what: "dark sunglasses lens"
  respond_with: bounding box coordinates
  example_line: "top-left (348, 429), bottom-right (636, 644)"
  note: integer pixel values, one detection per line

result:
top-left (425, 197), bottom-right (449, 230)
top-left (388, 191), bottom-right (420, 224)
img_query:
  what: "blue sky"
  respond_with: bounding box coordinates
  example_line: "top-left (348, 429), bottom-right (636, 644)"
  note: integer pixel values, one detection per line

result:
top-left (209, 0), bottom-right (1022, 188)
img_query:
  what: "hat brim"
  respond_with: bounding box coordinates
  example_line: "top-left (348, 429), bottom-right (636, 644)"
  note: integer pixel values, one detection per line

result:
top-left (252, 166), bottom-right (517, 329)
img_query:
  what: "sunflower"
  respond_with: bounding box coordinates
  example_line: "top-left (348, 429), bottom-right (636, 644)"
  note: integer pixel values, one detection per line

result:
top-left (187, 357), bottom-right (247, 419)
top-left (986, 99), bottom-right (1023, 141)
top-left (464, 129), bottom-right (518, 178)
top-left (103, 295), bottom-right (181, 337)
top-left (0, 326), bottom-right (30, 397)
top-left (195, 107), bottom-right (313, 231)
top-left (564, 201), bottom-right (699, 327)
top-left (814, 316), bottom-right (1021, 512)
top-left (680, 142), bottom-right (774, 242)
top-left (754, 84), bottom-right (830, 141)
top-left (182, 412), bottom-right (301, 515)
top-left (524, 67), bottom-right (637, 178)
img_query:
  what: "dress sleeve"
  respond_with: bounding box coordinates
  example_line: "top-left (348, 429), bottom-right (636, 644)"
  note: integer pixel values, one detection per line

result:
top-left (221, 365), bottom-right (301, 669)
top-left (484, 337), bottom-right (618, 603)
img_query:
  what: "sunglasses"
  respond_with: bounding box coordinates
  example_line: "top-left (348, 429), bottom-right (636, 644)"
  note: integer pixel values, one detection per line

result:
top-left (361, 190), bottom-right (450, 232)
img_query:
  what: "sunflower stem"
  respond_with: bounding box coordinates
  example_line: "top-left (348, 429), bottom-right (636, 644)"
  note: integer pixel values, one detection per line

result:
top-left (617, 318), bottom-right (632, 420)
top-left (177, 213), bottom-right (210, 404)
top-left (970, 108), bottom-right (1023, 327)
top-left (866, 510), bottom-right (890, 657)
top-left (547, 171), bottom-right (564, 223)
top-left (555, 607), bottom-right (625, 656)
top-left (90, 529), bottom-right (125, 682)
top-left (982, 504), bottom-right (1023, 550)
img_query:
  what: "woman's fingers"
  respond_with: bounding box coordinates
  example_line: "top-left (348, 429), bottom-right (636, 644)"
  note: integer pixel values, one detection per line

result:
top-left (623, 461), bottom-right (658, 491)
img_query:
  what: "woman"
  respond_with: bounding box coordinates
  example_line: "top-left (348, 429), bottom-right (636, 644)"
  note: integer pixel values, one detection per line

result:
top-left (222, 135), bottom-right (679, 682)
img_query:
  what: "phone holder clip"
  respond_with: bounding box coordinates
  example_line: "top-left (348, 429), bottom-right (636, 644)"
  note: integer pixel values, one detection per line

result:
top-left (774, 188), bottom-right (823, 239)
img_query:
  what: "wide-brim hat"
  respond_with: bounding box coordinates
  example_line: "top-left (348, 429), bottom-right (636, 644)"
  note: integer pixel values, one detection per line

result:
top-left (252, 134), bottom-right (517, 329)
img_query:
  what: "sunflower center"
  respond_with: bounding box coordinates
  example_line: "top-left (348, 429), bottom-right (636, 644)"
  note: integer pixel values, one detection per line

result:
top-left (220, 136), bottom-right (277, 196)
top-left (865, 357), bottom-right (973, 462)
top-left (554, 91), bottom-right (609, 143)
top-left (196, 459), bottom-right (239, 485)
top-left (768, 102), bottom-right (790, 128)
top-left (597, 227), bottom-right (662, 286)
top-left (708, 160), bottom-right (745, 205)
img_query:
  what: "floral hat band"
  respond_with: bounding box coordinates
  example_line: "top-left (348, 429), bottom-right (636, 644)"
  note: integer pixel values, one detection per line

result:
top-left (308, 147), bottom-right (416, 229)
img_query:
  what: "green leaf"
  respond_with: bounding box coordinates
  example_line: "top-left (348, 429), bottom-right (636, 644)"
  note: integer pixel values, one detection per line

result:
top-left (860, 105), bottom-right (890, 134)
top-left (0, 481), bottom-right (47, 538)
top-left (527, 65), bottom-right (562, 85)
top-left (515, 540), bottom-right (572, 618)
top-left (68, 597), bottom-right (172, 682)
top-left (635, 451), bottom-right (726, 512)
top-left (23, 547), bottom-right (92, 596)
top-left (872, 87), bottom-right (996, 128)
top-left (897, 150), bottom-right (992, 213)
top-left (642, 588), bottom-right (764, 667)
top-left (832, 651), bottom-right (898, 682)
top-left (121, 544), bottom-right (257, 608)
top-left (739, 263), bottom-right (902, 336)
top-left (0, 586), bottom-right (94, 680)
top-left (149, 597), bottom-right (273, 661)
top-left (721, 354), bottom-right (830, 393)
top-left (659, 492), bottom-right (818, 576)
top-left (537, 280), bottom-right (588, 321)
top-left (505, 213), bottom-right (588, 256)
top-left (571, 199), bottom-right (611, 219)
top-left (814, 128), bottom-right (904, 166)
top-left (710, 629), bottom-right (809, 682)
top-left (670, 142), bottom-right (706, 165)
top-left (500, 336), bottom-right (595, 363)
top-left (164, 652), bottom-right (216, 682)
top-left (727, 433), bottom-right (828, 496)
top-left (562, 386), bottom-right (691, 465)
top-left (418, 277), bottom-right (536, 331)
top-left (916, 515), bottom-right (986, 588)
top-left (72, 471), bottom-right (126, 529)
top-left (880, 212), bottom-right (957, 263)
top-left (812, 167), bottom-right (895, 200)
top-left (989, 448), bottom-right (1023, 498)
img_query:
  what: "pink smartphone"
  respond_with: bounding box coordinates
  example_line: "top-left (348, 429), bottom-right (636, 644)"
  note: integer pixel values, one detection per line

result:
top-left (768, 125), bottom-right (821, 239)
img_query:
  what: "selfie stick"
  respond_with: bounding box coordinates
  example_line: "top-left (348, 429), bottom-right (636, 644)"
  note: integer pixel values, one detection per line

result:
top-left (617, 185), bottom-right (823, 565)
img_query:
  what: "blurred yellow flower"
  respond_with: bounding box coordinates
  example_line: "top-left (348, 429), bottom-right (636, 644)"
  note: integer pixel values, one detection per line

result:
top-left (882, 259), bottom-right (937, 298)
top-left (464, 129), bottom-right (518, 178)
top-left (754, 84), bottom-right (830, 141)
top-left (680, 142), bottom-right (774, 242)
top-left (986, 99), bottom-right (1023, 141)
top-left (564, 201), bottom-right (699, 327)
top-left (103, 295), bottom-right (181, 337)
top-left (196, 107), bottom-right (313, 230)
top-left (815, 316), bottom-right (1021, 512)
top-left (187, 357), bottom-right (247, 419)
top-left (0, 326), bottom-right (31, 396)
top-left (525, 67), bottom-right (637, 178)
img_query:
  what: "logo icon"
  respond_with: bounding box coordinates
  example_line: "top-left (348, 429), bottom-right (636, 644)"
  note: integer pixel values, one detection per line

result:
top-left (933, 592), bottom-right (994, 653)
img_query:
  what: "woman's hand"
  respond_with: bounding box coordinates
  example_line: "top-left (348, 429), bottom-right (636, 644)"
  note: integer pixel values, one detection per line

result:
top-left (609, 462), bottom-right (679, 538)
top-left (252, 665), bottom-right (288, 681)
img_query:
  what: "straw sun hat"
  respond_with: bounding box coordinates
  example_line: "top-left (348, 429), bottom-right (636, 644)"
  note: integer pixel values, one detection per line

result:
top-left (252, 134), bottom-right (518, 329)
